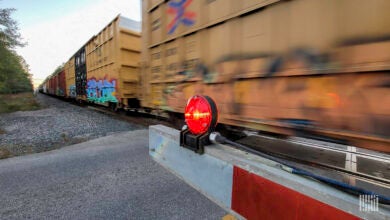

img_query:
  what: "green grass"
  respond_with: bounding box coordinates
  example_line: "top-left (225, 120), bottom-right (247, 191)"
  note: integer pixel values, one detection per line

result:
top-left (0, 92), bottom-right (41, 114)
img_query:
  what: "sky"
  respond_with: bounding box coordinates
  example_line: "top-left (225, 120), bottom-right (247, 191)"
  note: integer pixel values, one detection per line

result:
top-left (0, 0), bottom-right (141, 84)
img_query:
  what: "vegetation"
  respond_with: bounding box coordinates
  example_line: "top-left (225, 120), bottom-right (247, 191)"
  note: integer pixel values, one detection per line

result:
top-left (0, 92), bottom-right (40, 114)
top-left (0, 6), bottom-right (33, 94)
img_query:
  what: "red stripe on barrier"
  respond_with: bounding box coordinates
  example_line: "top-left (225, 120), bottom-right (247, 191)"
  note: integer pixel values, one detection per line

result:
top-left (231, 166), bottom-right (359, 220)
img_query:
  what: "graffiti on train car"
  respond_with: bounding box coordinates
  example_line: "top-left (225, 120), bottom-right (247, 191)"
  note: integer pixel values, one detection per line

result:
top-left (167, 0), bottom-right (196, 34)
top-left (57, 88), bottom-right (65, 97)
top-left (158, 45), bottom-right (390, 140)
top-left (86, 78), bottom-right (118, 103)
top-left (69, 85), bottom-right (76, 98)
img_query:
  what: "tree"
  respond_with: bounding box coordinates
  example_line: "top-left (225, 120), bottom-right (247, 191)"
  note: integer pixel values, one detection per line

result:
top-left (0, 46), bottom-right (33, 93)
top-left (0, 5), bottom-right (32, 94)
top-left (0, 7), bottom-right (24, 48)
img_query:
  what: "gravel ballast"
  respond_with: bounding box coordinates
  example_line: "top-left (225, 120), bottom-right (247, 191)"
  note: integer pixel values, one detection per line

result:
top-left (0, 94), bottom-right (143, 158)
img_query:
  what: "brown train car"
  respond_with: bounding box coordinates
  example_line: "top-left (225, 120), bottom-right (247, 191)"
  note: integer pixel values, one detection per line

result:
top-left (140, 0), bottom-right (390, 152)
top-left (48, 74), bottom-right (57, 95)
top-left (40, 15), bottom-right (141, 107)
top-left (46, 69), bottom-right (66, 97)
top-left (57, 69), bottom-right (66, 97)
top-left (84, 15), bottom-right (141, 109)
top-left (64, 57), bottom-right (76, 98)
top-left (46, 76), bottom-right (52, 94)
top-left (45, 79), bottom-right (50, 94)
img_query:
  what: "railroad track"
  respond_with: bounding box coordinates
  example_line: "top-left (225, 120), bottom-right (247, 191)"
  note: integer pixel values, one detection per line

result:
top-left (86, 105), bottom-right (173, 128)
top-left (238, 133), bottom-right (390, 196)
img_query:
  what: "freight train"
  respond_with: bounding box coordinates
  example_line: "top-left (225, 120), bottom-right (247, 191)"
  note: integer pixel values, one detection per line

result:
top-left (40, 0), bottom-right (390, 153)
top-left (40, 15), bottom-right (142, 110)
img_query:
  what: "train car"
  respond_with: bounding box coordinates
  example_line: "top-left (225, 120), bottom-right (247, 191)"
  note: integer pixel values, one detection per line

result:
top-left (48, 73), bottom-right (57, 95)
top-left (57, 69), bottom-right (66, 97)
top-left (39, 14), bottom-right (141, 108)
top-left (140, 0), bottom-right (390, 153)
top-left (75, 46), bottom-right (87, 101)
top-left (46, 75), bottom-right (52, 94)
top-left (39, 78), bottom-right (47, 94)
top-left (64, 57), bottom-right (76, 98)
top-left (45, 68), bottom-right (66, 97)
top-left (83, 15), bottom-right (141, 110)
top-left (44, 78), bottom-right (49, 94)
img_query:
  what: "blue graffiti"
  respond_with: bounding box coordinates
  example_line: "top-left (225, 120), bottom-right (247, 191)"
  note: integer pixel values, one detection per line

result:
top-left (86, 78), bottom-right (118, 103)
top-left (69, 85), bottom-right (76, 98)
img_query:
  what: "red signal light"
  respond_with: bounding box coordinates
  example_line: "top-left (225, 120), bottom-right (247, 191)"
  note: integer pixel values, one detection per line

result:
top-left (184, 95), bottom-right (218, 135)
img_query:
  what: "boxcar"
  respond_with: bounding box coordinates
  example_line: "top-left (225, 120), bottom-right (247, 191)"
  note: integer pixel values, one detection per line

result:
top-left (140, 0), bottom-right (390, 152)
top-left (45, 69), bottom-right (66, 97)
top-left (48, 73), bottom-right (57, 95)
top-left (41, 79), bottom-right (48, 94)
top-left (83, 15), bottom-right (141, 109)
top-left (64, 57), bottom-right (76, 98)
top-left (75, 47), bottom-right (87, 101)
top-left (40, 15), bottom-right (141, 108)
top-left (57, 69), bottom-right (66, 97)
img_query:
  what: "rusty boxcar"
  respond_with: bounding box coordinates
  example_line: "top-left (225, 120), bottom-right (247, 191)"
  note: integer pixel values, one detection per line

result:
top-left (48, 73), bottom-right (57, 95)
top-left (140, 0), bottom-right (390, 152)
top-left (45, 68), bottom-right (66, 97)
top-left (57, 69), bottom-right (66, 97)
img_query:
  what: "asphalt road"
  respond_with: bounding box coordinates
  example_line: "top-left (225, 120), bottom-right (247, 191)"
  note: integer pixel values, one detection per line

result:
top-left (0, 129), bottom-right (226, 219)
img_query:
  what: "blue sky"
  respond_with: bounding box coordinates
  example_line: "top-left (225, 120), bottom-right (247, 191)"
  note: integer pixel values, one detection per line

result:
top-left (0, 0), bottom-right (96, 29)
top-left (0, 0), bottom-right (141, 85)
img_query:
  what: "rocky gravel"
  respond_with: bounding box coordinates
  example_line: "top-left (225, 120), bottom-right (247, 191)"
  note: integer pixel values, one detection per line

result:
top-left (0, 94), bottom-right (144, 158)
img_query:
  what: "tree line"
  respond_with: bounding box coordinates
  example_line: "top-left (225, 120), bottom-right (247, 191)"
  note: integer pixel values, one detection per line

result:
top-left (0, 6), bottom-right (33, 94)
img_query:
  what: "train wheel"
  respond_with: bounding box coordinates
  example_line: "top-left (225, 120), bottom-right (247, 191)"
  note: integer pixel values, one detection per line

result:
top-left (144, 108), bottom-right (152, 113)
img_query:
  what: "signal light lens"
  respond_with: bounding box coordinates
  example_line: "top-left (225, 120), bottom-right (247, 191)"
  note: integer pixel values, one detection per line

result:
top-left (184, 95), bottom-right (218, 135)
